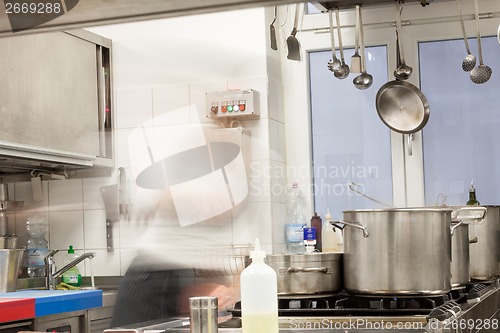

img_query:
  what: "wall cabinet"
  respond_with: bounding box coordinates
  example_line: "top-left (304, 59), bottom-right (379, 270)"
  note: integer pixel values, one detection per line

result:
top-left (0, 29), bottom-right (114, 175)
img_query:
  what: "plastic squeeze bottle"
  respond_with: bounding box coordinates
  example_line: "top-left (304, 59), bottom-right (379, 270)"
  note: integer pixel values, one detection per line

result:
top-left (240, 239), bottom-right (279, 333)
top-left (61, 245), bottom-right (82, 287)
top-left (322, 209), bottom-right (336, 252)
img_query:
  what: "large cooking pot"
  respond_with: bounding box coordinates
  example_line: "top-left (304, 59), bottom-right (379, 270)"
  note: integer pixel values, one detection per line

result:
top-left (451, 221), bottom-right (475, 289)
top-left (339, 208), bottom-right (452, 296)
top-left (265, 253), bottom-right (342, 295)
top-left (469, 205), bottom-right (500, 281)
top-left (449, 205), bottom-right (486, 289)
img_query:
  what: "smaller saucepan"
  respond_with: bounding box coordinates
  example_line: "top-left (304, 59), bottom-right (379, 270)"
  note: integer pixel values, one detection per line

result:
top-left (266, 253), bottom-right (343, 295)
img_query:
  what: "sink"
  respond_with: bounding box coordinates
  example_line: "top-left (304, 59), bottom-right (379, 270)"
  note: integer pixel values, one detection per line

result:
top-left (16, 276), bottom-right (122, 292)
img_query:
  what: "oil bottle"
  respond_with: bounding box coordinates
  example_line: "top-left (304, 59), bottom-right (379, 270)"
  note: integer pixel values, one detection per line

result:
top-left (466, 181), bottom-right (480, 205)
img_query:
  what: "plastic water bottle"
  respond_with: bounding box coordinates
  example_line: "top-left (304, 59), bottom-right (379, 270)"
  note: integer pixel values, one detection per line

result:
top-left (240, 239), bottom-right (278, 333)
top-left (285, 182), bottom-right (307, 254)
top-left (25, 215), bottom-right (49, 278)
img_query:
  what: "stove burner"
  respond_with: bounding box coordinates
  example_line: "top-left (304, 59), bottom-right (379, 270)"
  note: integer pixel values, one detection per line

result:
top-left (229, 281), bottom-right (496, 318)
top-left (428, 301), bottom-right (461, 321)
top-left (334, 294), bottom-right (450, 310)
top-left (465, 282), bottom-right (494, 300)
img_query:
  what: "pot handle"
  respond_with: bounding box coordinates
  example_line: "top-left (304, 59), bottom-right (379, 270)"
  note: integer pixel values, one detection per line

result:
top-left (451, 206), bottom-right (487, 222)
top-left (469, 236), bottom-right (478, 244)
top-left (450, 219), bottom-right (464, 235)
top-left (332, 220), bottom-right (369, 238)
top-left (287, 267), bottom-right (330, 274)
top-left (407, 133), bottom-right (414, 156)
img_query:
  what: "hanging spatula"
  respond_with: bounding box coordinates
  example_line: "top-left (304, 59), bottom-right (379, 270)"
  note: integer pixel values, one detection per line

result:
top-left (101, 184), bottom-right (119, 252)
top-left (287, 3), bottom-right (301, 61)
top-left (270, 6), bottom-right (278, 51)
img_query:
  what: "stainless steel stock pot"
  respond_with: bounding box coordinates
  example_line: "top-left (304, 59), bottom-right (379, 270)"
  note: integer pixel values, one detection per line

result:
top-left (451, 220), bottom-right (474, 289)
top-left (339, 208), bottom-right (453, 296)
top-left (265, 253), bottom-right (343, 295)
top-left (468, 205), bottom-right (500, 280)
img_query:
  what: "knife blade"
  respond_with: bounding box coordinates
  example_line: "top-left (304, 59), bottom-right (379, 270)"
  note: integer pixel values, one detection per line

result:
top-left (101, 184), bottom-right (119, 252)
top-left (118, 167), bottom-right (129, 221)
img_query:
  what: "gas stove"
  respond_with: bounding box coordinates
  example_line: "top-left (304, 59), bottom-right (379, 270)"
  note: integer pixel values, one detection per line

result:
top-left (230, 279), bottom-right (500, 332)
top-left (104, 279), bottom-right (500, 333)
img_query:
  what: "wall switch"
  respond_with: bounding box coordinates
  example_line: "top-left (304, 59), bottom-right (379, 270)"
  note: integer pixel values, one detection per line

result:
top-left (205, 89), bottom-right (260, 119)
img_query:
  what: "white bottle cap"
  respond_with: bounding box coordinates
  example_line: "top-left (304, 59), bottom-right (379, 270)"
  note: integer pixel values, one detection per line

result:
top-left (325, 208), bottom-right (332, 221)
top-left (249, 238), bottom-right (266, 260)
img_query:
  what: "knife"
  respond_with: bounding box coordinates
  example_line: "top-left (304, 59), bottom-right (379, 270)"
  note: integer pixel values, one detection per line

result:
top-left (101, 184), bottom-right (119, 252)
top-left (118, 167), bottom-right (129, 221)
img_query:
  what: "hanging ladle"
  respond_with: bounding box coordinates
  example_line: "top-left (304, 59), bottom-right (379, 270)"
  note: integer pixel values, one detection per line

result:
top-left (393, 3), bottom-right (413, 81)
top-left (456, 0), bottom-right (476, 71)
top-left (353, 5), bottom-right (373, 90)
top-left (327, 9), bottom-right (341, 73)
top-left (334, 8), bottom-right (350, 79)
top-left (470, 0), bottom-right (492, 84)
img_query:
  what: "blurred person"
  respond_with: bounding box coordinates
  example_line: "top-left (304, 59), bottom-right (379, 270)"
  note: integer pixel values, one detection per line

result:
top-left (111, 119), bottom-right (252, 327)
top-left (110, 188), bottom-right (238, 327)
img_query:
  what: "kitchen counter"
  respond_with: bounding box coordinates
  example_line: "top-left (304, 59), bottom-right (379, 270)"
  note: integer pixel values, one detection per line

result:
top-left (0, 289), bottom-right (102, 322)
top-left (0, 298), bottom-right (35, 323)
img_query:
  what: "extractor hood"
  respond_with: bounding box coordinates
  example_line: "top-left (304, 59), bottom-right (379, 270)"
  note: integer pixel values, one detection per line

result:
top-left (0, 141), bottom-right (95, 176)
top-left (0, 0), bottom-right (458, 37)
top-left (0, 0), bottom-right (300, 36)
top-left (315, 0), bottom-right (434, 10)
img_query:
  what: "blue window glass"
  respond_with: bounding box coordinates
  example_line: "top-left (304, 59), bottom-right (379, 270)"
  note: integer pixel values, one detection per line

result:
top-left (309, 46), bottom-right (393, 220)
top-left (420, 37), bottom-right (500, 205)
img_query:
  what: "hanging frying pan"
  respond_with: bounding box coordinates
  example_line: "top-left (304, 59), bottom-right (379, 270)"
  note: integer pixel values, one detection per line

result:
top-left (375, 80), bottom-right (429, 134)
top-left (375, 3), bottom-right (430, 134)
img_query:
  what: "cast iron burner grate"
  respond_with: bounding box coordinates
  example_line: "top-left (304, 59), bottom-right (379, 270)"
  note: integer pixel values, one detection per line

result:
top-left (229, 282), bottom-right (495, 318)
top-left (277, 293), bottom-right (452, 316)
top-left (231, 293), bottom-right (450, 317)
top-left (334, 294), bottom-right (450, 310)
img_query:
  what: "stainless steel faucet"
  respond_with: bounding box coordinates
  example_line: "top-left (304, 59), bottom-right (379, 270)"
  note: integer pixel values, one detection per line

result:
top-left (44, 249), bottom-right (95, 290)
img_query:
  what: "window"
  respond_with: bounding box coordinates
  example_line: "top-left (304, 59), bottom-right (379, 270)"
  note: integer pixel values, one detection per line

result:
top-left (419, 36), bottom-right (500, 205)
top-left (309, 46), bottom-right (393, 219)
